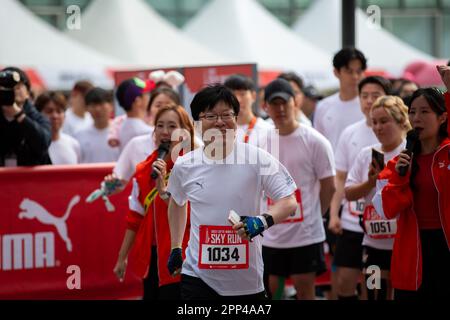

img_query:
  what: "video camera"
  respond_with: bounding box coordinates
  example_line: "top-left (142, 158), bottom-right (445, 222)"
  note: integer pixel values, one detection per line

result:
top-left (0, 71), bottom-right (20, 106)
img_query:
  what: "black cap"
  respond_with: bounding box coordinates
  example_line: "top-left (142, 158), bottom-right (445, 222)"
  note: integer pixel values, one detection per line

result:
top-left (264, 78), bottom-right (294, 103)
top-left (303, 85), bottom-right (323, 100)
top-left (2, 67), bottom-right (31, 92)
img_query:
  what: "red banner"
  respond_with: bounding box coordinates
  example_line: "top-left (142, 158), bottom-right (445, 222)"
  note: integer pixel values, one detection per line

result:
top-left (0, 164), bottom-right (142, 300)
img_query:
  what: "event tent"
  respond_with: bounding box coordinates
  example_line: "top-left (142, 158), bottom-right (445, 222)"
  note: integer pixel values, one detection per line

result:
top-left (292, 0), bottom-right (435, 76)
top-left (183, 0), bottom-right (337, 89)
top-left (66, 0), bottom-right (232, 67)
top-left (0, 0), bottom-right (124, 89)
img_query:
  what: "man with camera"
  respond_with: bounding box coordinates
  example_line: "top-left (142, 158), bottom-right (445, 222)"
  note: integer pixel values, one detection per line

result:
top-left (0, 67), bottom-right (51, 166)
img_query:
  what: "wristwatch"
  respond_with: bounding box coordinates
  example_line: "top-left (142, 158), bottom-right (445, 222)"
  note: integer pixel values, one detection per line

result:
top-left (160, 191), bottom-right (171, 200)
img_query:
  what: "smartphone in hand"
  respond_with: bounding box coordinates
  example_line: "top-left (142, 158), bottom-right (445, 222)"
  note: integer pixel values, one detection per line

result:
top-left (228, 210), bottom-right (241, 225)
top-left (372, 148), bottom-right (385, 170)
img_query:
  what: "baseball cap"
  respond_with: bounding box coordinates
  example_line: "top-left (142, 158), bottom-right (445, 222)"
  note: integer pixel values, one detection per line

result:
top-left (116, 77), bottom-right (155, 111)
top-left (2, 67), bottom-right (31, 92)
top-left (264, 78), bottom-right (294, 103)
top-left (303, 85), bottom-right (324, 100)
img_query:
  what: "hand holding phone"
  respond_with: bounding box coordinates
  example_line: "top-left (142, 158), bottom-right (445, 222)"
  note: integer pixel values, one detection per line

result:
top-left (371, 148), bottom-right (385, 170)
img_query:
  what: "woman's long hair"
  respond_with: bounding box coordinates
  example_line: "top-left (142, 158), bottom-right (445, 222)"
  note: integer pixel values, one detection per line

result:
top-left (408, 88), bottom-right (448, 189)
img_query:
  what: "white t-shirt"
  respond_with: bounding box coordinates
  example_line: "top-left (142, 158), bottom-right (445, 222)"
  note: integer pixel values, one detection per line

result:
top-left (335, 119), bottom-right (379, 233)
top-left (236, 117), bottom-right (272, 146)
top-left (346, 141), bottom-right (405, 250)
top-left (261, 126), bottom-right (335, 248)
top-left (113, 133), bottom-right (155, 182)
top-left (118, 117), bottom-right (153, 152)
top-left (313, 93), bottom-right (364, 151)
top-left (49, 132), bottom-right (81, 165)
top-left (167, 142), bottom-right (297, 296)
top-left (75, 125), bottom-right (120, 163)
top-left (62, 108), bottom-right (93, 137)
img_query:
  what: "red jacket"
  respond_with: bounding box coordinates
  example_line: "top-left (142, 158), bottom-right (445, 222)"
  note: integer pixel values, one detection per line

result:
top-left (126, 150), bottom-right (190, 287)
top-left (372, 92), bottom-right (450, 291)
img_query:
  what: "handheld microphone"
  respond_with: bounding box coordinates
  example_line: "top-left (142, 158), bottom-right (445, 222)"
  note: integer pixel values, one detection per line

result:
top-left (399, 129), bottom-right (419, 177)
top-left (151, 141), bottom-right (171, 179)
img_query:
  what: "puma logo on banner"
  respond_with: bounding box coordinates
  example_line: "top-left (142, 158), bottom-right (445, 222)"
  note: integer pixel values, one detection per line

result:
top-left (18, 195), bottom-right (80, 252)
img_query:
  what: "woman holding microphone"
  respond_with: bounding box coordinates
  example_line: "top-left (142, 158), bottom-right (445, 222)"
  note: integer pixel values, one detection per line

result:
top-left (372, 65), bottom-right (450, 300)
top-left (113, 104), bottom-right (196, 299)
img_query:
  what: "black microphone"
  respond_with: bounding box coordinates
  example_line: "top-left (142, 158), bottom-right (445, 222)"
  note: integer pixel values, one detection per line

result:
top-left (151, 141), bottom-right (171, 180)
top-left (399, 129), bottom-right (420, 177)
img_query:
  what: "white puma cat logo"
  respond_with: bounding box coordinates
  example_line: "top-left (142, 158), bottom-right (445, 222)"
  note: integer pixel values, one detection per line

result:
top-left (18, 195), bottom-right (80, 252)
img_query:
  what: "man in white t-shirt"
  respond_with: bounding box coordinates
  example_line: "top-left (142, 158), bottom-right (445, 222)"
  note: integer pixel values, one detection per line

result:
top-left (75, 88), bottom-right (120, 163)
top-left (261, 79), bottom-right (336, 300)
top-left (35, 91), bottom-right (81, 165)
top-left (63, 81), bottom-right (94, 137)
top-left (329, 76), bottom-right (391, 300)
top-left (313, 48), bottom-right (368, 151)
top-left (166, 84), bottom-right (297, 299)
top-left (114, 78), bottom-right (154, 152)
top-left (224, 74), bottom-right (272, 146)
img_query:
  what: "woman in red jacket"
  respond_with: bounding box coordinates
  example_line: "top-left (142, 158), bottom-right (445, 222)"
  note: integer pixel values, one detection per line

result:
top-left (113, 104), bottom-right (196, 299)
top-left (372, 65), bottom-right (450, 300)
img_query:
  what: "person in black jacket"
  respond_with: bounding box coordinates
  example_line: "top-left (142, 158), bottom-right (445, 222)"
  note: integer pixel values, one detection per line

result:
top-left (0, 67), bottom-right (52, 166)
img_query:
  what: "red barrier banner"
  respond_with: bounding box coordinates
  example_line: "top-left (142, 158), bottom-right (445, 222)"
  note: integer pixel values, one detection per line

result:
top-left (0, 164), bottom-right (142, 300)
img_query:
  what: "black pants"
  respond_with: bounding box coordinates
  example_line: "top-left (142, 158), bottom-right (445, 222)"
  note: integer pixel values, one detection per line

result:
top-left (181, 274), bottom-right (268, 300)
top-left (395, 229), bottom-right (450, 300)
top-left (143, 246), bottom-right (181, 300)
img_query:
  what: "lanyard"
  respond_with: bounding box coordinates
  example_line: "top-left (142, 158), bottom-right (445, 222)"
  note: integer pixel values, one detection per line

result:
top-left (243, 117), bottom-right (257, 144)
top-left (143, 173), bottom-right (170, 212)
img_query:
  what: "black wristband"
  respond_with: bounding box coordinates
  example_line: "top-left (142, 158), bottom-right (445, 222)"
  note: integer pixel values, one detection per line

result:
top-left (262, 213), bottom-right (274, 229)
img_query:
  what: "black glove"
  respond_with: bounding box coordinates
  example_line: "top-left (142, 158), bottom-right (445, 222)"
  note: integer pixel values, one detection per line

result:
top-left (241, 213), bottom-right (275, 240)
top-left (167, 247), bottom-right (183, 276)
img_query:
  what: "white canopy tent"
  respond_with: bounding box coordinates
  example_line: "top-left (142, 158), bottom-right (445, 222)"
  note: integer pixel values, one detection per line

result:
top-left (0, 0), bottom-right (124, 89)
top-left (292, 0), bottom-right (434, 76)
top-left (66, 0), bottom-right (232, 67)
top-left (183, 0), bottom-right (337, 89)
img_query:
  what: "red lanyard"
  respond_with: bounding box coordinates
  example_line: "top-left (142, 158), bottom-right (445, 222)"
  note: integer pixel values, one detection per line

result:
top-left (243, 117), bottom-right (257, 144)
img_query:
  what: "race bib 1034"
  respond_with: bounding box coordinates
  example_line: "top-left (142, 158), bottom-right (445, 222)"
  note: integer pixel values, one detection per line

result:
top-left (198, 225), bottom-right (249, 269)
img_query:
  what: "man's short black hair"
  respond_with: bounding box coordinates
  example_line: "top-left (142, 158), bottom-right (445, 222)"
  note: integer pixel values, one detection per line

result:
top-left (2, 66), bottom-right (31, 92)
top-left (224, 74), bottom-right (255, 91)
top-left (277, 72), bottom-right (304, 92)
top-left (333, 47), bottom-right (367, 71)
top-left (190, 84), bottom-right (240, 121)
top-left (85, 87), bottom-right (112, 106)
top-left (358, 76), bottom-right (391, 95)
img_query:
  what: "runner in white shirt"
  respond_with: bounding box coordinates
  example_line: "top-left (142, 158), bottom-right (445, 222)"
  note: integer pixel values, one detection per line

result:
top-left (35, 91), bottom-right (81, 165)
top-left (114, 78), bottom-right (154, 152)
top-left (75, 88), bottom-right (120, 163)
top-left (345, 95), bottom-right (411, 300)
top-left (261, 79), bottom-right (336, 300)
top-left (62, 81), bottom-right (94, 137)
top-left (313, 48), bottom-right (368, 151)
top-left (166, 84), bottom-right (298, 299)
top-left (224, 74), bottom-right (272, 147)
top-left (329, 76), bottom-right (392, 300)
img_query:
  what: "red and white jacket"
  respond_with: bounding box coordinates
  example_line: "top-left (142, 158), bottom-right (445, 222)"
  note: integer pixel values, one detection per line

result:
top-left (126, 150), bottom-right (190, 287)
top-left (372, 92), bottom-right (450, 291)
